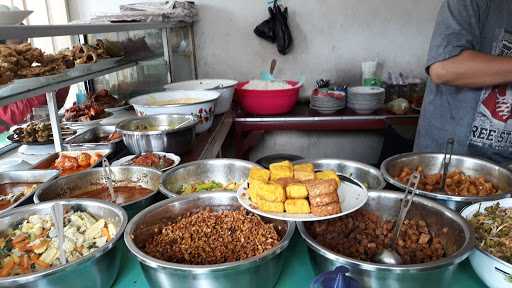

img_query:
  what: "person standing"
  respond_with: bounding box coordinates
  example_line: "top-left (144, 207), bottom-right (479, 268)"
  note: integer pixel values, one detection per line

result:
top-left (415, 0), bottom-right (512, 164)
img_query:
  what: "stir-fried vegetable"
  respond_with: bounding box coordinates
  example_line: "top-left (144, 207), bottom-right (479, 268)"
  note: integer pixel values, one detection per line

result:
top-left (469, 203), bottom-right (512, 264)
top-left (180, 181), bottom-right (239, 195)
top-left (0, 211), bottom-right (116, 277)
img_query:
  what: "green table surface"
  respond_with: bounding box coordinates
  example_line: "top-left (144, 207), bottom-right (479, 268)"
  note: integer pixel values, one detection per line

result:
top-left (112, 232), bottom-right (485, 288)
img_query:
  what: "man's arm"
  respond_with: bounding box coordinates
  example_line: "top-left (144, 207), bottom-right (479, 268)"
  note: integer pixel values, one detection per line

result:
top-left (430, 50), bottom-right (512, 88)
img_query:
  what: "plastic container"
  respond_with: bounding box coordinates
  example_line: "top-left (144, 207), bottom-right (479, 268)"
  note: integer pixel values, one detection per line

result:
top-left (236, 80), bottom-right (301, 115)
top-left (311, 266), bottom-right (360, 288)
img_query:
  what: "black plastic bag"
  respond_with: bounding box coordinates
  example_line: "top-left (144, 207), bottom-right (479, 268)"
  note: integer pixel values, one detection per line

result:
top-left (253, 1), bottom-right (293, 55)
top-left (273, 4), bottom-right (293, 55)
top-left (254, 7), bottom-right (275, 43)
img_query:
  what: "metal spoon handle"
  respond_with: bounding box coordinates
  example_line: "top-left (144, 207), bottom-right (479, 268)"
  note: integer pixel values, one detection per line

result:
top-left (51, 203), bottom-right (66, 265)
top-left (270, 59), bottom-right (277, 75)
top-left (102, 158), bottom-right (116, 202)
top-left (440, 138), bottom-right (455, 192)
top-left (390, 172), bottom-right (420, 248)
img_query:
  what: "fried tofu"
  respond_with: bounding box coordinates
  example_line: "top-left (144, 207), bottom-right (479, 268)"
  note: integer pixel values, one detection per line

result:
top-left (286, 183), bottom-right (308, 199)
top-left (273, 177), bottom-right (301, 187)
top-left (315, 170), bottom-right (341, 187)
top-left (310, 202), bottom-right (341, 216)
top-left (253, 195), bottom-right (285, 213)
top-left (293, 163), bottom-right (314, 172)
top-left (270, 160), bottom-right (293, 169)
top-left (285, 199), bottom-right (311, 214)
top-left (255, 182), bottom-right (286, 202)
top-left (304, 179), bottom-right (338, 197)
top-left (248, 167), bottom-right (270, 183)
top-left (309, 192), bottom-right (339, 206)
top-left (270, 164), bottom-right (293, 180)
top-left (294, 170), bottom-right (315, 181)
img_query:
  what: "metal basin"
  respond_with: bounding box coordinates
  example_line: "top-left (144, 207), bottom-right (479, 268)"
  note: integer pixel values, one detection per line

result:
top-left (160, 158), bottom-right (260, 197)
top-left (124, 192), bottom-right (294, 288)
top-left (298, 190), bottom-right (474, 288)
top-left (116, 114), bottom-right (197, 155)
top-left (63, 125), bottom-right (124, 154)
top-left (294, 159), bottom-right (386, 190)
top-left (0, 199), bottom-right (127, 288)
top-left (381, 152), bottom-right (512, 211)
top-left (33, 167), bottom-right (161, 218)
top-left (0, 170), bottom-right (59, 215)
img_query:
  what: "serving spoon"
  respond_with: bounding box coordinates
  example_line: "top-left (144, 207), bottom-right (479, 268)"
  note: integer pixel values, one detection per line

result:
top-left (375, 171), bottom-right (420, 265)
top-left (102, 158), bottom-right (116, 203)
top-left (51, 203), bottom-right (66, 265)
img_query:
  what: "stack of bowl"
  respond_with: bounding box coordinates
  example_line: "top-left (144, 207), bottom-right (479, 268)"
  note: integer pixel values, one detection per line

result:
top-left (310, 90), bottom-right (346, 114)
top-left (347, 86), bottom-right (385, 114)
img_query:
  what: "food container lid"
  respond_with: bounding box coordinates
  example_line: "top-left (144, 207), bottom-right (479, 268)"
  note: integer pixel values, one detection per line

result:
top-left (310, 266), bottom-right (360, 288)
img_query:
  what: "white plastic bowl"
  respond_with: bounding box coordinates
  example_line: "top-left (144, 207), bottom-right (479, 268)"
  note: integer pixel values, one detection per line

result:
top-left (0, 10), bottom-right (32, 25)
top-left (347, 86), bottom-right (385, 114)
top-left (129, 90), bottom-right (220, 133)
top-left (164, 79), bottom-right (238, 115)
top-left (460, 198), bottom-right (512, 288)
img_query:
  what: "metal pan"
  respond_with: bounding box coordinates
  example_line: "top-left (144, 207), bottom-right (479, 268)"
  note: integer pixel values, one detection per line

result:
top-left (63, 125), bottom-right (123, 153)
top-left (32, 150), bottom-right (111, 173)
top-left (381, 152), bottom-right (512, 211)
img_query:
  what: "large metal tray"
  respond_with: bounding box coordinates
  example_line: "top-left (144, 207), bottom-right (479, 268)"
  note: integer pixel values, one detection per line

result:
top-left (63, 125), bottom-right (123, 153)
top-left (32, 150), bottom-right (112, 171)
top-left (0, 170), bottom-right (60, 215)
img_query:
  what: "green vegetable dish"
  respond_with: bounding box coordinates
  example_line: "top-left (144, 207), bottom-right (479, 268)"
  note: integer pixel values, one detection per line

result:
top-left (180, 181), bottom-right (239, 195)
top-left (469, 203), bottom-right (512, 264)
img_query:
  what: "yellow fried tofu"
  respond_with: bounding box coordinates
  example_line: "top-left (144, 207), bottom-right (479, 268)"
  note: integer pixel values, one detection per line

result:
top-left (254, 195), bottom-right (285, 213)
top-left (294, 163), bottom-right (314, 172)
top-left (256, 182), bottom-right (286, 202)
top-left (248, 168), bottom-right (270, 183)
top-left (285, 199), bottom-right (311, 214)
top-left (294, 170), bottom-right (315, 181)
top-left (316, 170), bottom-right (341, 187)
top-left (286, 183), bottom-right (308, 199)
top-left (270, 160), bottom-right (293, 169)
top-left (270, 165), bottom-right (293, 180)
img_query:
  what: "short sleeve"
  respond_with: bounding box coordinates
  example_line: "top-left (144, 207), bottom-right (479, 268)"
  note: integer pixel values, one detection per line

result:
top-left (426, 0), bottom-right (488, 72)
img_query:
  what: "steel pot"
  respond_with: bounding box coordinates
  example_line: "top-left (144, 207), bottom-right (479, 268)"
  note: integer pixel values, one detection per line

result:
top-left (34, 166), bottom-right (161, 218)
top-left (0, 199), bottom-right (127, 288)
top-left (381, 152), bottom-right (512, 211)
top-left (116, 114), bottom-right (197, 155)
top-left (298, 190), bottom-right (474, 288)
top-left (124, 192), bottom-right (295, 288)
top-left (159, 158), bottom-right (260, 197)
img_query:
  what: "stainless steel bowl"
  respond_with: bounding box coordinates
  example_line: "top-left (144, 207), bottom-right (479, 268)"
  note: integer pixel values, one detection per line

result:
top-left (116, 114), bottom-right (198, 155)
top-left (381, 152), bottom-right (512, 211)
top-left (294, 159), bottom-right (386, 190)
top-left (34, 166), bottom-right (161, 218)
top-left (0, 199), bottom-right (127, 288)
top-left (0, 170), bottom-right (60, 215)
top-left (63, 125), bottom-right (124, 154)
top-left (124, 192), bottom-right (294, 288)
top-left (160, 158), bottom-right (260, 197)
top-left (298, 190), bottom-right (474, 288)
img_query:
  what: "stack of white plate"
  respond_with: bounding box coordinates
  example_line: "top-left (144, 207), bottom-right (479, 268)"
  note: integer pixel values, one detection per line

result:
top-left (310, 92), bottom-right (346, 114)
top-left (347, 86), bottom-right (385, 114)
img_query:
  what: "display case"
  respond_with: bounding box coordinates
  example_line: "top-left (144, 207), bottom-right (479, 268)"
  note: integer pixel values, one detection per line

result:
top-left (0, 22), bottom-right (197, 153)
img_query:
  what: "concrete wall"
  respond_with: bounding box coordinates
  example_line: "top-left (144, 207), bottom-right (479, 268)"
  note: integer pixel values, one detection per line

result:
top-left (68, 0), bottom-right (439, 162)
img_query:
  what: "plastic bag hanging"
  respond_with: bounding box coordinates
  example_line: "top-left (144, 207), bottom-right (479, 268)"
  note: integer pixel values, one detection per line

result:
top-left (254, 7), bottom-right (276, 43)
top-left (272, 2), bottom-right (293, 55)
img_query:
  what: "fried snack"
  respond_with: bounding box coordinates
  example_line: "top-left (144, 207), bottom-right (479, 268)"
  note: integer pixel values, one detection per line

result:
top-left (310, 202), bottom-right (342, 217)
top-left (309, 192), bottom-right (339, 207)
top-left (270, 160), bottom-right (293, 169)
top-left (273, 177), bottom-right (301, 187)
top-left (294, 170), bottom-right (315, 181)
top-left (0, 67), bottom-right (13, 85)
top-left (248, 168), bottom-right (270, 183)
top-left (270, 164), bottom-right (293, 180)
top-left (256, 183), bottom-right (285, 202)
top-left (286, 183), bottom-right (308, 199)
top-left (294, 163), bottom-right (314, 172)
top-left (316, 170), bottom-right (341, 187)
top-left (253, 195), bottom-right (285, 213)
top-left (304, 179), bottom-right (338, 197)
top-left (285, 199), bottom-right (311, 214)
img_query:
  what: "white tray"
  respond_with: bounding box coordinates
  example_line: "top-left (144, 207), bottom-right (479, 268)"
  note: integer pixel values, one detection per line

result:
top-left (112, 152), bottom-right (181, 172)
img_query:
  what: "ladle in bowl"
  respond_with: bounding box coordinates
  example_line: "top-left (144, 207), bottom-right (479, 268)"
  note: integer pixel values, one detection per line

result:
top-left (375, 171), bottom-right (420, 265)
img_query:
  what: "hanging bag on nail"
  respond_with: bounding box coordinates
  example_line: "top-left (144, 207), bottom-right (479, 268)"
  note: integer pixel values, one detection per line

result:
top-left (272, 1), bottom-right (293, 55)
